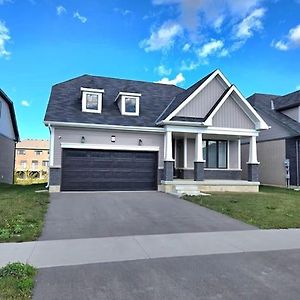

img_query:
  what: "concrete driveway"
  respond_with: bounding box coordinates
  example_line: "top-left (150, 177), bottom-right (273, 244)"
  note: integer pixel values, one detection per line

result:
top-left (40, 191), bottom-right (254, 240)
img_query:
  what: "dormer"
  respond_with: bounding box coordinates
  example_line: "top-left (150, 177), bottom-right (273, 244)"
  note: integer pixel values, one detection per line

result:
top-left (81, 87), bottom-right (104, 113)
top-left (115, 92), bottom-right (141, 116)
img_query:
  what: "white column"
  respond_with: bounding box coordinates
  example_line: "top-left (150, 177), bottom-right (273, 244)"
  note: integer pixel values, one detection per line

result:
top-left (164, 131), bottom-right (173, 161)
top-left (248, 136), bottom-right (259, 164)
top-left (195, 133), bottom-right (204, 162)
top-left (184, 135), bottom-right (188, 168)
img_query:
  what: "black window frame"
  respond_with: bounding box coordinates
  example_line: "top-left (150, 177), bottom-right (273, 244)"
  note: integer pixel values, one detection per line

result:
top-left (203, 139), bottom-right (228, 169)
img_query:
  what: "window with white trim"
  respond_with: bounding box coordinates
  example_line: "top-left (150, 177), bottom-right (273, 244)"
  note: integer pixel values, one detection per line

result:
top-left (121, 95), bottom-right (140, 116)
top-left (81, 88), bottom-right (104, 113)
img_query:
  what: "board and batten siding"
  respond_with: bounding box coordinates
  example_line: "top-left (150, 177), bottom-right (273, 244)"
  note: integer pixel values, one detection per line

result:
top-left (281, 106), bottom-right (300, 122)
top-left (176, 75), bottom-right (226, 118)
top-left (241, 139), bottom-right (286, 186)
top-left (53, 127), bottom-right (165, 168)
top-left (212, 95), bottom-right (255, 129)
top-left (0, 134), bottom-right (15, 184)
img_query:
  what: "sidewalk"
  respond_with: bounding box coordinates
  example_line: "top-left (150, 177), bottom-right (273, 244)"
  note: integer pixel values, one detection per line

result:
top-left (1, 229), bottom-right (300, 269)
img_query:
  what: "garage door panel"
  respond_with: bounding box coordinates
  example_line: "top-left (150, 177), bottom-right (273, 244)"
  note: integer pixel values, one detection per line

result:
top-left (61, 149), bottom-right (158, 191)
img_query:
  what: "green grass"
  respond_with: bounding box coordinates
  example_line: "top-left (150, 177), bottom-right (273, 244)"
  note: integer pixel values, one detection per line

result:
top-left (0, 184), bottom-right (49, 242)
top-left (0, 262), bottom-right (36, 299)
top-left (183, 186), bottom-right (300, 229)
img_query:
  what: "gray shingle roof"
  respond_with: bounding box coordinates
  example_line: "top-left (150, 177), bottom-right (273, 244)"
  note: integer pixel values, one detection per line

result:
top-left (44, 75), bottom-right (184, 127)
top-left (273, 90), bottom-right (300, 110)
top-left (248, 93), bottom-right (300, 136)
top-left (156, 70), bottom-right (216, 123)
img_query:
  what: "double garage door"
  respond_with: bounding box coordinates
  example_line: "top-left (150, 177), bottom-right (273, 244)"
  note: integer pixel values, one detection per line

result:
top-left (61, 149), bottom-right (158, 191)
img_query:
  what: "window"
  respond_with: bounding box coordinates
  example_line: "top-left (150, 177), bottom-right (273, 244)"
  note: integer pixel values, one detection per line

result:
top-left (81, 87), bottom-right (104, 113)
top-left (20, 160), bottom-right (27, 169)
top-left (86, 94), bottom-right (99, 110)
top-left (17, 149), bottom-right (26, 155)
top-left (203, 140), bottom-right (227, 169)
top-left (35, 150), bottom-right (43, 155)
top-left (31, 160), bottom-right (38, 170)
top-left (121, 95), bottom-right (140, 116)
top-left (42, 160), bottom-right (49, 167)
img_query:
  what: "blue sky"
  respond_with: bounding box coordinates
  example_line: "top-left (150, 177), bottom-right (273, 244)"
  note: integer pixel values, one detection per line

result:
top-left (0, 0), bottom-right (300, 139)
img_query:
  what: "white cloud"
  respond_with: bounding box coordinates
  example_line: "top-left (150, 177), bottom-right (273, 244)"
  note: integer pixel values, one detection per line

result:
top-left (213, 15), bottom-right (224, 32)
top-left (182, 43), bottom-right (191, 52)
top-left (156, 73), bottom-right (185, 85)
top-left (0, 21), bottom-right (11, 58)
top-left (56, 5), bottom-right (66, 16)
top-left (73, 11), bottom-right (87, 23)
top-left (272, 24), bottom-right (300, 51)
top-left (21, 100), bottom-right (30, 107)
top-left (234, 8), bottom-right (266, 39)
top-left (114, 8), bottom-right (132, 16)
top-left (156, 65), bottom-right (172, 76)
top-left (140, 21), bottom-right (182, 52)
top-left (296, 85), bottom-right (300, 91)
top-left (180, 60), bottom-right (199, 71)
top-left (198, 39), bottom-right (224, 58)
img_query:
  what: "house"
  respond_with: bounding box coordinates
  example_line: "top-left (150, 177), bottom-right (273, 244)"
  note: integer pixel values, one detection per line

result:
top-left (44, 69), bottom-right (268, 194)
top-left (0, 89), bottom-right (19, 184)
top-left (15, 139), bottom-right (49, 181)
top-left (242, 92), bottom-right (300, 187)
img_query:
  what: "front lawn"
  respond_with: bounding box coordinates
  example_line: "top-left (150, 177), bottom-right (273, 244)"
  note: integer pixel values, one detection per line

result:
top-left (0, 184), bottom-right (49, 242)
top-left (0, 262), bottom-right (36, 299)
top-left (184, 186), bottom-right (300, 229)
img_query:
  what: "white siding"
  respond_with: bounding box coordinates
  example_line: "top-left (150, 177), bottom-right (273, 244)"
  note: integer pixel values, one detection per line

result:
top-left (177, 76), bottom-right (226, 118)
top-left (0, 96), bottom-right (15, 139)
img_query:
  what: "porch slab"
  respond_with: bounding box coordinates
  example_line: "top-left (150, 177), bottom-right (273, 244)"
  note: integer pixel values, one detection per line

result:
top-left (159, 180), bottom-right (259, 195)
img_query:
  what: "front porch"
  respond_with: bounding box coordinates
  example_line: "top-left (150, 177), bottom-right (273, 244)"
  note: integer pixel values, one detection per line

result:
top-left (160, 127), bottom-right (260, 195)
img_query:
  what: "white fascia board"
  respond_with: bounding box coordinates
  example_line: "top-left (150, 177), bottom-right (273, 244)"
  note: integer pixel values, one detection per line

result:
top-left (114, 92), bottom-right (142, 102)
top-left (81, 87), bottom-right (105, 93)
top-left (61, 143), bottom-right (159, 152)
top-left (232, 87), bottom-right (269, 130)
top-left (164, 124), bottom-right (258, 136)
top-left (44, 121), bottom-right (164, 133)
top-left (165, 69), bottom-right (231, 122)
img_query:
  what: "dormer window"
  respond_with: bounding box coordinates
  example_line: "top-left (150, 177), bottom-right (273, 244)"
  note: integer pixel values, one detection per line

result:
top-left (81, 87), bottom-right (104, 113)
top-left (115, 92), bottom-right (141, 116)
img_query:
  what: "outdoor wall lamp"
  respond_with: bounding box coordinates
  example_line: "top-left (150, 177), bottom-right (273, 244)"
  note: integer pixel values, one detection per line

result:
top-left (81, 136), bottom-right (85, 143)
top-left (138, 138), bottom-right (143, 146)
top-left (111, 135), bottom-right (116, 143)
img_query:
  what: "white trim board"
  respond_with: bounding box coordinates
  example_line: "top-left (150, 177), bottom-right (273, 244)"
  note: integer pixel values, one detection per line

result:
top-left (44, 121), bottom-right (165, 133)
top-left (61, 143), bottom-right (160, 152)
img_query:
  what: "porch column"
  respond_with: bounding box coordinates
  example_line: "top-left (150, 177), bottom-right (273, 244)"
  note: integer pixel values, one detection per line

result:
top-left (164, 131), bottom-right (174, 181)
top-left (194, 132), bottom-right (205, 181)
top-left (247, 136), bottom-right (259, 182)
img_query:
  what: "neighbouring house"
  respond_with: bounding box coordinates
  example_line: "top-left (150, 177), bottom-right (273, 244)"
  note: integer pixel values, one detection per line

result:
top-left (0, 89), bottom-right (19, 184)
top-left (15, 139), bottom-right (49, 181)
top-left (242, 92), bottom-right (300, 187)
top-left (44, 69), bottom-right (268, 194)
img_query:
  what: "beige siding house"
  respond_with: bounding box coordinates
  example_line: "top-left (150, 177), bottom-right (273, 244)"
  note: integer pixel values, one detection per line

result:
top-left (15, 139), bottom-right (49, 181)
top-left (242, 92), bottom-right (300, 187)
top-left (44, 70), bottom-right (268, 194)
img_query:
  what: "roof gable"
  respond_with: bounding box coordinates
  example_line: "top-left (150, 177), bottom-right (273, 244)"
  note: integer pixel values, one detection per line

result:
top-left (273, 90), bottom-right (300, 110)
